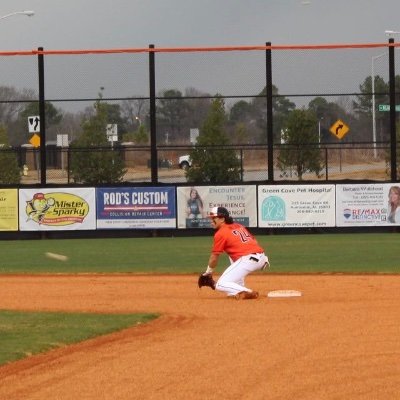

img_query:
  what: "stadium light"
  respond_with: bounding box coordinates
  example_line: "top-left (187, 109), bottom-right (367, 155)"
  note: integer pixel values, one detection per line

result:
top-left (0, 10), bottom-right (35, 21)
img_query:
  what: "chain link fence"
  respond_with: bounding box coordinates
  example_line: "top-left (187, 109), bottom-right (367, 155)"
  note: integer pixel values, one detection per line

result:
top-left (0, 43), bottom-right (399, 186)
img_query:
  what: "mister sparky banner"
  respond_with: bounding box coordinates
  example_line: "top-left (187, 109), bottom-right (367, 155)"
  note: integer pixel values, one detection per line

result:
top-left (19, 188), bottom-right (96, 231)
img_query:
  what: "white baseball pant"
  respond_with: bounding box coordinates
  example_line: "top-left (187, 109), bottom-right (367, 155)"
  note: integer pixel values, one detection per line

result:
top-left (215, 252), bottom-right (268, 296)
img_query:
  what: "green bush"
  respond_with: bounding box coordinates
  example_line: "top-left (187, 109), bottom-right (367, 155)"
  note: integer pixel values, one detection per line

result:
top-left (0, 125), bottom-right (21, 184)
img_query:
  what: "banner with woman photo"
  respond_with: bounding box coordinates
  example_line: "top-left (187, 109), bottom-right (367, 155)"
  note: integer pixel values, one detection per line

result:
top-left (176, 186), bottom-right (257, 229)
top-left (336, 183), bottom-right (400, 226)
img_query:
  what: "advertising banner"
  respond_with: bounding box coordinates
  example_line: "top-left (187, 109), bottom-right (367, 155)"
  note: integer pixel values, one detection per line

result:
top-left (96, 187), bottom-right (176, 229)
top-left (336, 183), bottom-right (400, 226)
top-left (19, 188), bottom-right (96, 231)
top-left (177, 185), bottom-right (257, 228)
top-left (258, 184), bottom-right (335, 228)
top-left (0, 189), bottom-right (18, 231)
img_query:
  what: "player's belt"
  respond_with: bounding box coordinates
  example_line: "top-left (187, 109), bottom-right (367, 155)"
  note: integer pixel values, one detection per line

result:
top-left (249, 253), bottom-right (261, 262)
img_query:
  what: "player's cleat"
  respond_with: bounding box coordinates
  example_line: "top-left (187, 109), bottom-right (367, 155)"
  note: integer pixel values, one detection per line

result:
top-left (235, 290), bottom-right (259, 300)
top-left (262, 260), bottom-right (270, 270)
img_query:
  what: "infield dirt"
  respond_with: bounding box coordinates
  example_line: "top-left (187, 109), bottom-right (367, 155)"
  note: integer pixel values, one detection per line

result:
top-left (0, 274), bottom-right (399, 400)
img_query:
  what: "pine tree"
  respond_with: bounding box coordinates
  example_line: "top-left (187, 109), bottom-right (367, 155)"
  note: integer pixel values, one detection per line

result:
top-left (0, 125), bottom-right (21, 184)
top-left (69, 99), bottom-right (126, 184)
top-left (278, 109), bottom-right (324, 180)
top-left (186, 97), bottom-right (240, 183)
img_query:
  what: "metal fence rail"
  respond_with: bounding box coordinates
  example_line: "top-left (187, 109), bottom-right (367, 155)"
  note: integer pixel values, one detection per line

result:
top-left (2, 143), bottom-right (390, 185)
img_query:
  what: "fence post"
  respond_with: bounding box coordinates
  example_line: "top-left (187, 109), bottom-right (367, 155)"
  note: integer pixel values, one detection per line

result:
top-left (266, 42), bottom-right (274, 182)
top-left (149, 44), bottom-right (158, 183)
top-left (388, 38), bottom-right (397, 181)
top-left (38, 47), bottom-right (46, 185)
top-left (323, 147), bottom-right (328, 180)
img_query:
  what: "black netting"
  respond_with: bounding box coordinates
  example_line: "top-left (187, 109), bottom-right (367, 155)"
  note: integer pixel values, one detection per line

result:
top-left (0, 44), bottom-right (399, 185)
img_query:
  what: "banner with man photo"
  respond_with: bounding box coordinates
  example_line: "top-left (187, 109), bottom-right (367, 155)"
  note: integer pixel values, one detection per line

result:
top-left (176, 185), bottom-right (257, 229)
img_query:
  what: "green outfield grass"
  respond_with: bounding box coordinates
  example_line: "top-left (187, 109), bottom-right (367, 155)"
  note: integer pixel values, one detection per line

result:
top-left (0, 310), bottom-right (158, 366)
top-left (0, 232), bottom-right (399, 274)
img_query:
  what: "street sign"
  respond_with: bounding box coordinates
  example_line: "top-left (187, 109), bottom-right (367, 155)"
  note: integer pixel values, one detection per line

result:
top-left (106, 124), bottom-right (118, 142)
top-left (28, 115), bottom-right (40, 133)
top-left (57, 134), bottom-right (69, 147)
top-left (329, 119), bottom-right (350, 140)
top-left (378, 104), bottom-right (400, 112)
top-left (29, 133), bottom-right (40, 148)
top-left (190, 128), bottom-right (199, 145)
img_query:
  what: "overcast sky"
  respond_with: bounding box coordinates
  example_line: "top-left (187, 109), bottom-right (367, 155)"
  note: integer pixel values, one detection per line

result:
top-left (1, 1), bottom-right (400, 114)
top-left (2, 0), bottom-right (400, 50)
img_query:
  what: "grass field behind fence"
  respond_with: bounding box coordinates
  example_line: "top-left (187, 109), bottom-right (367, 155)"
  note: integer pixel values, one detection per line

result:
top-left (0, 232), bottom-right (399, 274)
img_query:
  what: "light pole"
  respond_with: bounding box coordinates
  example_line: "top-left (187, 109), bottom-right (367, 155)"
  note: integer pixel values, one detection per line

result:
top-left (318, 117), bottom-right (323, 144)
top-left (0, 10), bottom-right (34, 21)
top-left (371, 52), bottom-right (387, 159)
top-left (373, 30), bottom-right (400, 160)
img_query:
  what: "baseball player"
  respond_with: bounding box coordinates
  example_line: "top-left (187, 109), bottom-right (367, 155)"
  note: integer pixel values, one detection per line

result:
top-left (201, 206), bottom-right (269, 299)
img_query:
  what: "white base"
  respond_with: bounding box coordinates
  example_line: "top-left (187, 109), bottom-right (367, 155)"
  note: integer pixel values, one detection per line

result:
top-left (267, 290), bottom-right (302, 298)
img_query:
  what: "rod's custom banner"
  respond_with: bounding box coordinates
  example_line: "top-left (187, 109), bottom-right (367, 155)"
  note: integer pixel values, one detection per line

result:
top-left (177, 185), bottom-right (257, 228)
top-left (19, 188), bottom-right (96, 231)
top-left (258, 184), bottom-right (335, 228)
top-left (96, 187), bottom-right (176, 229)
top-left (0, 189), bottom-right (18, 231)
top-left (336, 183), bottom-right (400, 226)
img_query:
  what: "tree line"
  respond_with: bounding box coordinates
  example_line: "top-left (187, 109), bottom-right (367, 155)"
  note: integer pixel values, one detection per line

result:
top-left (0, 73), bottom-right (399, 184)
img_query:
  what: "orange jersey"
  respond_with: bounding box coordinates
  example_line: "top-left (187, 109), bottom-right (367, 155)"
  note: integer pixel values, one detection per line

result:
top-left (211, 223), bottom-right (264, 261)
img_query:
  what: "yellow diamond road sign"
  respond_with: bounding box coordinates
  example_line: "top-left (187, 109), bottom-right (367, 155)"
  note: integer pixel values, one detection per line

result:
top-left (329, 119), bottom-right (349, 140)
top-left (29, 133), bottom-right (41, 148)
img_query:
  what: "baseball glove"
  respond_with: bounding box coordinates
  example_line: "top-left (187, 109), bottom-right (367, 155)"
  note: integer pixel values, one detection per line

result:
top-left (198, 274), bottom-right (216, 290)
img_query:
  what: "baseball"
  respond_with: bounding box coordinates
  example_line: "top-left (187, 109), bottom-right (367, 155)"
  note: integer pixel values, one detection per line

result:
top-left (45, 252), bottom-right (68, 262)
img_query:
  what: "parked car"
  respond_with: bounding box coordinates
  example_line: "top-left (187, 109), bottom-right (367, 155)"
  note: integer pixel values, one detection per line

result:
top-left (178, 154), bottom-right (191, 170)
top-left (178, 152), bottom-right (242, 170)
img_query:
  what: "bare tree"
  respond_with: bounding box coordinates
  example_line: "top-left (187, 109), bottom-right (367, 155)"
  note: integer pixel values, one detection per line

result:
top-left (0, 86), bottom-right (36, 124)
top-left (120, 97), bottom-right (149, 131)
